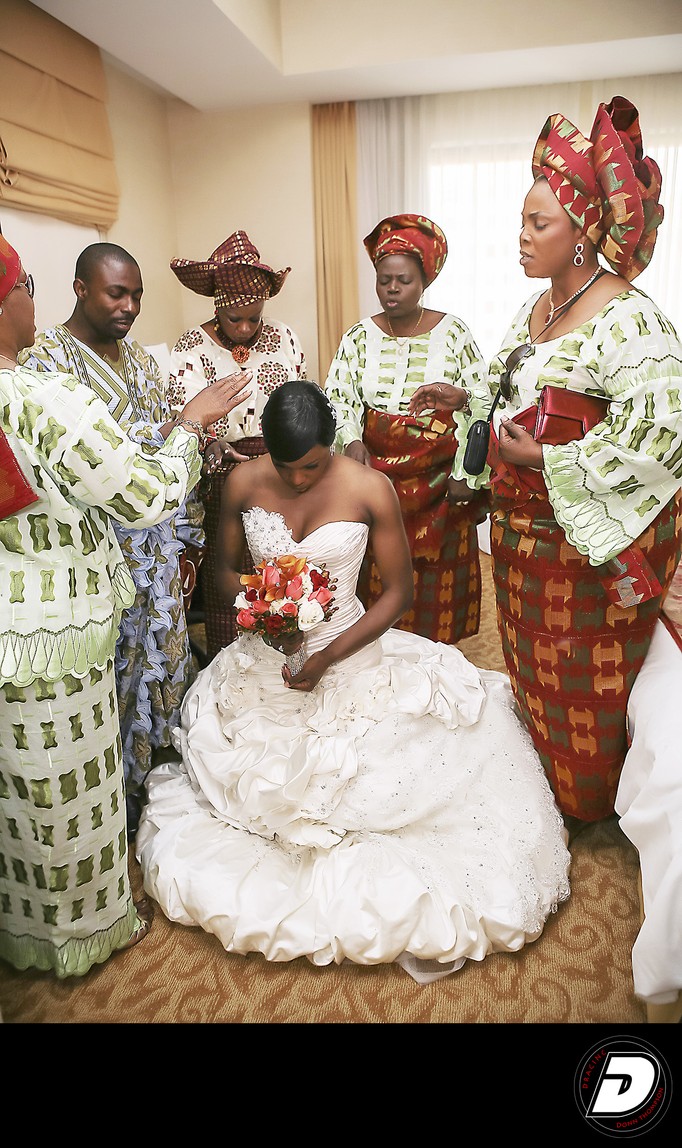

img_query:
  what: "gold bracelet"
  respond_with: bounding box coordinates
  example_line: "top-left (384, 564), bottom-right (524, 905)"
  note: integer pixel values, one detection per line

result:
top-left (176, 418), bottom-right (206, 450)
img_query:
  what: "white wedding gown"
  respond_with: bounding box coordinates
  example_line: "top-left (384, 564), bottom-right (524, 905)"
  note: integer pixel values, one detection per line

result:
top-left (137, 508), bottom-right (571, 981)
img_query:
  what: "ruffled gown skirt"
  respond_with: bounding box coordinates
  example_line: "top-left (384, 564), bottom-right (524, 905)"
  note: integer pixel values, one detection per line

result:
top-left (138, 637), bottom-right (570, 976)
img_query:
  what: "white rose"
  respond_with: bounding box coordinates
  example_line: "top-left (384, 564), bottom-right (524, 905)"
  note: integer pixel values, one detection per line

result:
top-left (299, 572), bottom-right (313, 597)
top-left (268, 598), bottom-right (287, 615)
top-left (297, 599), bottom-right (325, 631)
top-left (233, 592), bottom-right (250, 610)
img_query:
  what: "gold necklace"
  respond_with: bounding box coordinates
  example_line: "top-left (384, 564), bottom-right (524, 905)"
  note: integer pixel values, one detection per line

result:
top-left (546, 267), bottom-right (602, 325)
top-left (385, 305), bottom-right (424, 354)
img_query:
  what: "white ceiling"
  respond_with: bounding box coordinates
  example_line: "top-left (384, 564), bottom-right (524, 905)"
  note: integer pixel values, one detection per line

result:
top-left (31, 0), bottom-right (682, 112)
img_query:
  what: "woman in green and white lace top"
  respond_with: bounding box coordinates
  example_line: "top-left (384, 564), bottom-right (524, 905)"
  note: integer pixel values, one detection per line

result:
top-left (0, 232), bottom-right (250, 978)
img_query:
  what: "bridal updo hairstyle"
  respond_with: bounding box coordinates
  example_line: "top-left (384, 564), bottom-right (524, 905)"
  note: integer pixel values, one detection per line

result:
top-left (261, 380), bottom-right (336, 461)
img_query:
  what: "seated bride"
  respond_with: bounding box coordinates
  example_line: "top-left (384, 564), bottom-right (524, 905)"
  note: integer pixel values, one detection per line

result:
top-left (136, 380), bottom-right (571, 981)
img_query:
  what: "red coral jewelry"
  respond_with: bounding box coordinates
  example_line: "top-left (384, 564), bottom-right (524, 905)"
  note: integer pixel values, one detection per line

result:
top-left (213, 318), bottom-right (262, 365)
top-left (230, 344), bottom-right (251, 365)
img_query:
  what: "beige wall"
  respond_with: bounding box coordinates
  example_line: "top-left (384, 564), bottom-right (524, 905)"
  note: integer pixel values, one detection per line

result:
top-left (104, 64), bottom-right (183, 349)
top-left (0, 65), bottom-right (184, 350)
top-left (165, 98), bottom-right (319, 379)
top-left (103, 66), bottom-right (319, 377)
top-left (280, 0), bottom-right (682, 68)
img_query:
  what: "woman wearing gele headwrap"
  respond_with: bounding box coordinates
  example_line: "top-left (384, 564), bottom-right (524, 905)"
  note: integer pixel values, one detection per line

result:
top-left (455, 96), bottom-right (682, 831)
top-left (169, 231), bottom-right (307, 660)
top-left (325, 213), bottom-right (489, 646)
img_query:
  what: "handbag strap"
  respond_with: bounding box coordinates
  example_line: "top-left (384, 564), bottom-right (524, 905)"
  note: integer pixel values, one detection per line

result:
top-left (486, 387), bottom-right (503, 424)
top-left (496, 266), bottom-right (608, 406)
top-left (538, 267), bottom-right (608, 341)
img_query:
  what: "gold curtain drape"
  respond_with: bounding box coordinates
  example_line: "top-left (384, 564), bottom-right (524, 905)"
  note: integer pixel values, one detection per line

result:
top-left (312, 101), bottom-right (359, 383)
top-left (0, 0), bottom-right (119, 230)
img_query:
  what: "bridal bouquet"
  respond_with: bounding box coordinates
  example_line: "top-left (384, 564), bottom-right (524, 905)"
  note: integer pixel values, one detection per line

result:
top-left (234, 554), bottom-right (335, 647)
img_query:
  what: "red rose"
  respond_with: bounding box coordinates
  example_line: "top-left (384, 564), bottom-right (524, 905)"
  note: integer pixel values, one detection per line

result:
top-left (310, 586), bottom-right (333, 608)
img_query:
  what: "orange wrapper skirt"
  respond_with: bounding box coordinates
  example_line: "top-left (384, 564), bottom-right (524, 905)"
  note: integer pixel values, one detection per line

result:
top-left (360, 406), bottom-right (486, 644)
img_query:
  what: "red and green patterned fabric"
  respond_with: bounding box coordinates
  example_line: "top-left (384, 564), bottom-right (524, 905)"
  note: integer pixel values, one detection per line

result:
top-left (363, 214), bottom-right (447, 287)
top-left (490, 486), bottom-right (681, 821)
top-left (360, 406), bottom-right (486, 644)
top-left (532, 95), bottom-right (664, 281)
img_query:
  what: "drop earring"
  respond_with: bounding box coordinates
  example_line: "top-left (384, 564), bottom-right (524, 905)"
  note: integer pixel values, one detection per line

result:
top-left (573, 242), bottom-right (585, 268)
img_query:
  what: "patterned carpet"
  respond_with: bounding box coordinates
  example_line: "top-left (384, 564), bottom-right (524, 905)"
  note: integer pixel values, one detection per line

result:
top-left (0, 555), bottom-right (647, 1024)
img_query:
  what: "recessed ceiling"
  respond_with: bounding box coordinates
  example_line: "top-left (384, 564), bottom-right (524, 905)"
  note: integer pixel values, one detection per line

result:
top-left (30, 0), bottom-right (682, 112)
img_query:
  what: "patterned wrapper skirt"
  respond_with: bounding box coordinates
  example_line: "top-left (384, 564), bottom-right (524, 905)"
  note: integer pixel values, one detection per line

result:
top-left (360, 407), bottom-right (486, 644)
top-left (200, 436), bottom-right (266, 661)
top-left (489, 482), bottom-right (682, 822)
top-left (0, 659), bottom-right (140, 977)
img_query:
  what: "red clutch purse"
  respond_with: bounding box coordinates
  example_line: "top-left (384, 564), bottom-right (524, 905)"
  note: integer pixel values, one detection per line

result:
top-left (534, 385), bottom-right (609, 445)
top-left (0, 427), bottom-right (39, 520)
top-left (533, 387), bottom-right (662, 608)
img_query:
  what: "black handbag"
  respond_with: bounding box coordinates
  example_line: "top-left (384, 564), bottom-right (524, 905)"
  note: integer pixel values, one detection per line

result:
top-left (463, 390), bottom-right (502, 475)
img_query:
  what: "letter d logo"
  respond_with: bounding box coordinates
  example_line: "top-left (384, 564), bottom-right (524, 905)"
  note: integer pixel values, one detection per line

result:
top-left (587, 1053), bottom-right (657, 1116)
top-left (574, 1036), bottom-right (672, 1137)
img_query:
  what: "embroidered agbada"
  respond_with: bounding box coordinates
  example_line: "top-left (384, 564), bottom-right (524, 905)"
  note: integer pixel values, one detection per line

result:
top-left (326, 314), bottom-right (487, 643)
top-left (20, 328), bottom-right (198, 829)
top-left (168, 320), bottom-right (307, 659)
top-left (360, 407), bottom-right (484, 643)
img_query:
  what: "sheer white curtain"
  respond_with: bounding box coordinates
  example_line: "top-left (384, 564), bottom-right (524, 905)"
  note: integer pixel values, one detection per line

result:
top-left (356, 96), bottom-right (428, 318)
top-left (357, 75), bottom-right (682, 363)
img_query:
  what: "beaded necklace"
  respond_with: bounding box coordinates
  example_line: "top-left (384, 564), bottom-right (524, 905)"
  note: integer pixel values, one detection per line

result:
top-left (213, 318), bottom-right (263, 365)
